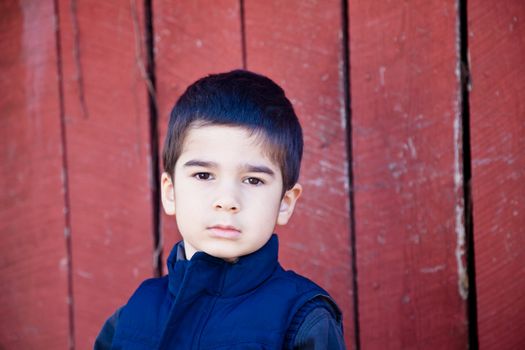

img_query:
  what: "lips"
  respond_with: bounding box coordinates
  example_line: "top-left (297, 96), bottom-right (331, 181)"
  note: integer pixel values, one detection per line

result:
top-left (207, 224), bottom-right (241, 239)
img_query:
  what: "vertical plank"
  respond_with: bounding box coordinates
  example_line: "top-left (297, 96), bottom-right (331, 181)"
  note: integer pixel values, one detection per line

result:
top-left (0, 1), bottom-right (70, 348)
top-left (153, 0), bottom-right (243, 266)
top-left (468, 1), bottom-right (525, 348)
top-left (56, 0), bottom-right (153, 348)
top-left (349, 1), bottom-right (469, 348)
top-left (244, 1), bottom-right (355, 347)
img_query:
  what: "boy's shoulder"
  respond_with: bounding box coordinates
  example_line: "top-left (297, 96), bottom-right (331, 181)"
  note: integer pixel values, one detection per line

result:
top-left (122, 276), bottom-right (168, 305)
top-left (119, 276), bottom-right (170, 321)
top-left (274, 268), bottom-right (342, 317)
top-left (270, 267), bottom-right (329, 296)
top-left (130, 275), bottom-right (169, 298)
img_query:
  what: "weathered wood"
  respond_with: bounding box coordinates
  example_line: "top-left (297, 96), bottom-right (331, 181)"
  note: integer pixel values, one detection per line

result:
top-left (153, 0), bottom-right (243, 269)
top-left (469, 1), bottom-right (525, 348)
top-left (56, 0), bottom-right (154, 347)
top-left (244, 1), bottom-right (355, 347)
top-left (4, 1), bottom-right (523, 348)
top-left (0, 1), bottom-right (70, 348)
top-left (348, 1), bottom-right (469, 348)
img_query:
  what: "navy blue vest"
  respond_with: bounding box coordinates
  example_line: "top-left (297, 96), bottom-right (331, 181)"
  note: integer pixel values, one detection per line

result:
top-left (111, 235), bottom-right (332, 349)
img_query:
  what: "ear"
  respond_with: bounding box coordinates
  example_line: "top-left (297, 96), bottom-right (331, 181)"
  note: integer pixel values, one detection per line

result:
top-left (160, 172), bottom-right (176, 215)
top-left (277, 183), bottom-right (302, 226)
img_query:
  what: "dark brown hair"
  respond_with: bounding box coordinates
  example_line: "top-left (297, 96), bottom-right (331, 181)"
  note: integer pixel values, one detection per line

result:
top-left (162, 70), bottom-right (303, 191)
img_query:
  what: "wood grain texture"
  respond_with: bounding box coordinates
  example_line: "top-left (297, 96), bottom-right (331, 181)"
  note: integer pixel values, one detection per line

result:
top-left (4, 1), bottom-right (523, 348)
top-left (153, 0), bottom-right (243, 269)
top-left (56, 0), bottom-right (154, 348)
top-left (0, 1), bottom-right (70, 348)
top-left (244, 1), bottom-right (355, 347)
top-left (348, 1), bottom-right (468, 348)
top-left (468, 1), bottom-right (525, 348)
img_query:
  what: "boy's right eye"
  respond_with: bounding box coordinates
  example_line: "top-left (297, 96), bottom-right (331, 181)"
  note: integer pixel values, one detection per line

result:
top-left (193, 172), bottom-right (213, 180)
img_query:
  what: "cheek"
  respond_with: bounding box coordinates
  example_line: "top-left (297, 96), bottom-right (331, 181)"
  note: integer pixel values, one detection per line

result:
top-left (176, 183), bottom-right (216, 219)
top-left (249, 190), bottom-right (282, 220)
top-left (174, 182), bottom-right (200, 211)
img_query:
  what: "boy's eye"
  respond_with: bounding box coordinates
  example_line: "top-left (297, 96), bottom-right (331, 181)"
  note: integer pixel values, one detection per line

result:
top-left (194, 172), bottom-right (213, 180)
top-left (244, 177), bottom-right (264, 186)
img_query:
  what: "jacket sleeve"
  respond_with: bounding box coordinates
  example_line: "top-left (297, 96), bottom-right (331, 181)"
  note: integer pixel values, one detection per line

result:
top-left (94, 306), bottom-right (123, 350)
top-left (288, 297), bottom-right (346, 350)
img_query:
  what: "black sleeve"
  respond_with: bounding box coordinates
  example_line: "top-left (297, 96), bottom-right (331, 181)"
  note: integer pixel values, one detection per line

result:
top-left (287, 297), bottom-right (346, 350)
top-left (94, 306), bottom-right (123, 350)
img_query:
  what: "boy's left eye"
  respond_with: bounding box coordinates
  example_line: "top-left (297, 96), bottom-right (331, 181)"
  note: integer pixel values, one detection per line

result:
top-left (243, 177), bottom-right (264, 186)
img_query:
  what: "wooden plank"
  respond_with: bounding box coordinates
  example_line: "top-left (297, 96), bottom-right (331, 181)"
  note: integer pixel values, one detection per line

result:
top-left (56, 0), bottom-right (154, 348)
top-left (244, 1), bottom-right (355, 347)
top-left (468, 1), bottom-right (525, 348)
top-left (0, 1), bottom-right (70, 348)
top-left (153, 0), bottom-right (243, 268)
top-left (348, 1), bottom-right (469, 348)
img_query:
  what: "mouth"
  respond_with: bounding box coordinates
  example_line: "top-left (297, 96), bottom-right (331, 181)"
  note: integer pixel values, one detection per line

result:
top-left (207, 225), bottom-right (241, 239)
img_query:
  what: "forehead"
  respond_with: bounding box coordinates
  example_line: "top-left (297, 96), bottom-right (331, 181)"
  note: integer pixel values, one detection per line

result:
top-left (180, 125), bottom-right (278, 166)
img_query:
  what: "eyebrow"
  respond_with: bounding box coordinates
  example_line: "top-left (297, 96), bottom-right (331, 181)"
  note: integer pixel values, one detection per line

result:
top-left (242, 164), bottom-right (275, 177)
top-left (183, 160), bottom-right (218, 168)
top-left (183, 159), bottom-right (275, 177)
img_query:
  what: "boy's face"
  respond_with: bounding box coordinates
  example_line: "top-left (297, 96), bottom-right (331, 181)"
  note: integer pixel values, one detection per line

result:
top-left (161, 125), bottom-right (302, 262)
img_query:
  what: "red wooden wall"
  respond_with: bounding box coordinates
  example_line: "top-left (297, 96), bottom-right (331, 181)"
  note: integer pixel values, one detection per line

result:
top-left (350, 1), bottom-right (468, 348)
top-left (469, 1), bottom-right (525, 349)
top-left (1, 2), bottom-right (70, 348)
top-left (1, 1), bottom-right (523, 349)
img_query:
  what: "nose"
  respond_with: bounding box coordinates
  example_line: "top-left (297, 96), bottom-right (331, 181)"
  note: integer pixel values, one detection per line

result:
top-left (213, 197), bottom-right (240, 213)
top-left (213, 186), bottom-right (240, 213)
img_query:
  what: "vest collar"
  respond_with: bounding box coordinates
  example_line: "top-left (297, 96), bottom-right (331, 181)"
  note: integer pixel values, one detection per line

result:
top-left (166, 234), bottom-right (279, 298)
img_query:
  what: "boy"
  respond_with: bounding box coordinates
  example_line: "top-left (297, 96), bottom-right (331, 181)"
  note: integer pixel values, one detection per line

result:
top-left (95, 70), bottom-right (345, 349)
